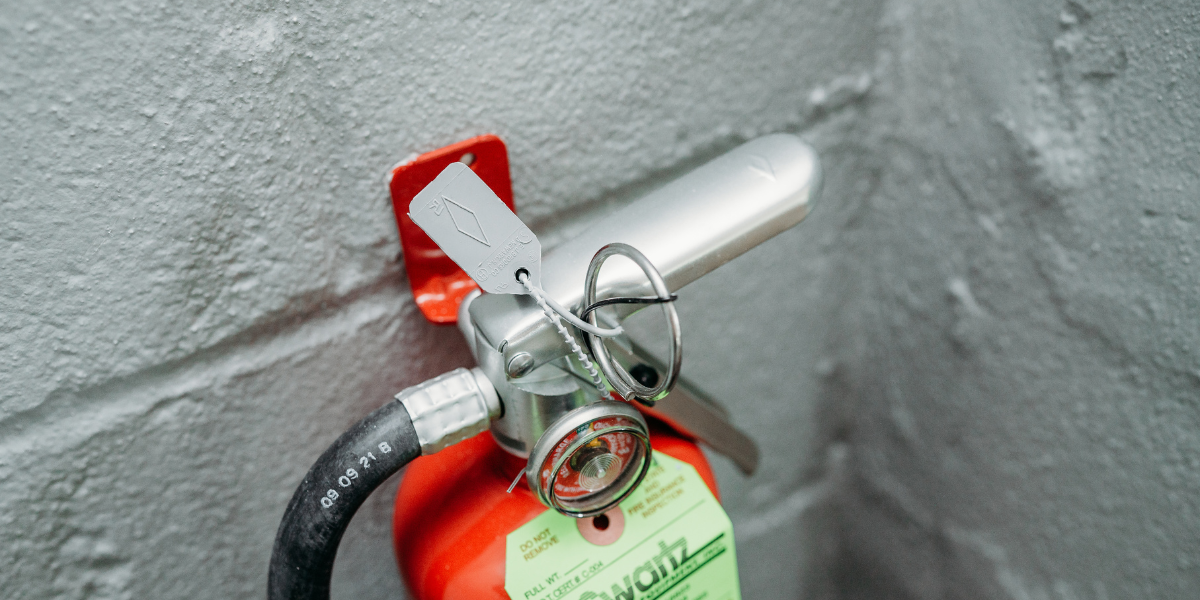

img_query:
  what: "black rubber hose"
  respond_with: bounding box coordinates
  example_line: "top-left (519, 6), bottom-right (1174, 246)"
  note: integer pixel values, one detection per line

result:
top-left (268, 400), bottom-right (421, 600)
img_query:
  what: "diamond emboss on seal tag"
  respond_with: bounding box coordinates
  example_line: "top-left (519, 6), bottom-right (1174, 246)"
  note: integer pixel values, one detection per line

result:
top-left (506, 452), bottom-right (741, 600)
top-left (408, 162), bottom-right (541, 294)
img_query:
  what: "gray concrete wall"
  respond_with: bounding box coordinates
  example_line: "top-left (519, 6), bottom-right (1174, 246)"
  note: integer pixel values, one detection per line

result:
top-left (3, 0), bottom-right (1197, 599)
top-left (829, 1), bottom-right (1200, 598)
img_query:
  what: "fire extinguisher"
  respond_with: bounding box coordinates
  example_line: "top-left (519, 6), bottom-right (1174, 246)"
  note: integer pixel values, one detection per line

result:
top-left (267, 134), bottom-right (821, 600)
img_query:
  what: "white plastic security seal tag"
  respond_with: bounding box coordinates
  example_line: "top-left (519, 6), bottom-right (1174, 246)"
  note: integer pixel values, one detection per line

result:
top-left (408, 162), bottom-right (541, 293)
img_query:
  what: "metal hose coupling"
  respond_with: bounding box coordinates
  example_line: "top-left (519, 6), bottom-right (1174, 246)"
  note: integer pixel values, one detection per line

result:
top-left (395, 367), bottom-right (501, 455)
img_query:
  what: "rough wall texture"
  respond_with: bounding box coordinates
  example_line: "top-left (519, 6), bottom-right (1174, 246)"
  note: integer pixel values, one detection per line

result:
top-left (3, 0), bottom-right (1196, 599)
top-left (831, 1), bottom-right (1200, 599)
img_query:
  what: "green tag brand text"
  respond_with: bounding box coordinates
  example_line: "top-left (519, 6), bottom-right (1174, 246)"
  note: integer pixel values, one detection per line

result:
top-left (505, 452), bottom-right (740, 600)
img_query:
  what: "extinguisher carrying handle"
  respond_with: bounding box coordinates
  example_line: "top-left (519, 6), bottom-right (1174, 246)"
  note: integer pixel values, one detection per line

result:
top-left (467, 134), bottom-right (821, 380)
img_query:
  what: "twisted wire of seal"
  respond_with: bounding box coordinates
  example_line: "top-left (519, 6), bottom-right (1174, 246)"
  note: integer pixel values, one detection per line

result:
top-left (518, 272), bottom-right (607, 395)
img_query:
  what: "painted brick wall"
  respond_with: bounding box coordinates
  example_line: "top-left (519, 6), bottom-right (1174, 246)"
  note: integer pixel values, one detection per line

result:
top-left (0, 1), bottom-right (878, 598)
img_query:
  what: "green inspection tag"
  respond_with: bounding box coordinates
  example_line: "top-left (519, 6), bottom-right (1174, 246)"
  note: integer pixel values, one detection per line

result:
top-left (505, 451), bottom-right (740, 600)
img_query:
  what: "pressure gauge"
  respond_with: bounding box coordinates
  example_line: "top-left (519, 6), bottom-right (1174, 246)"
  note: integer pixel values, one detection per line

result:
top-left (526, 402), bottom-right (652, 518)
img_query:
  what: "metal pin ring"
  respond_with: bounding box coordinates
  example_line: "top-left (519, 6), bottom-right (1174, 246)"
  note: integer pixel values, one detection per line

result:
top-left (582, 243), bottom-right (681, 405)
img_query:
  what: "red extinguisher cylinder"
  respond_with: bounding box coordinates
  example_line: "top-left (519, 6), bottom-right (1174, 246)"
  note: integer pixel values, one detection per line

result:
top-left (392, 420), bottom-right (719, 600)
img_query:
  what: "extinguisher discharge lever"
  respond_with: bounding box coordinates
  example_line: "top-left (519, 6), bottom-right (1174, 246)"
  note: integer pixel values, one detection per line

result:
top-left (610, 337), bottom-right (760, 475)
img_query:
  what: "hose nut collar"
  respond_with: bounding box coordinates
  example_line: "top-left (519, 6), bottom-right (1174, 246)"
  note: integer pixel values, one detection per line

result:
top-left (396, 367), bottom-right (501, 455)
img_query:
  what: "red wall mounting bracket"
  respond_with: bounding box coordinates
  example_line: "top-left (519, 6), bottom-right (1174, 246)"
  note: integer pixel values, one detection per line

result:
top-left (388, 135), bottom-right (516, 324)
